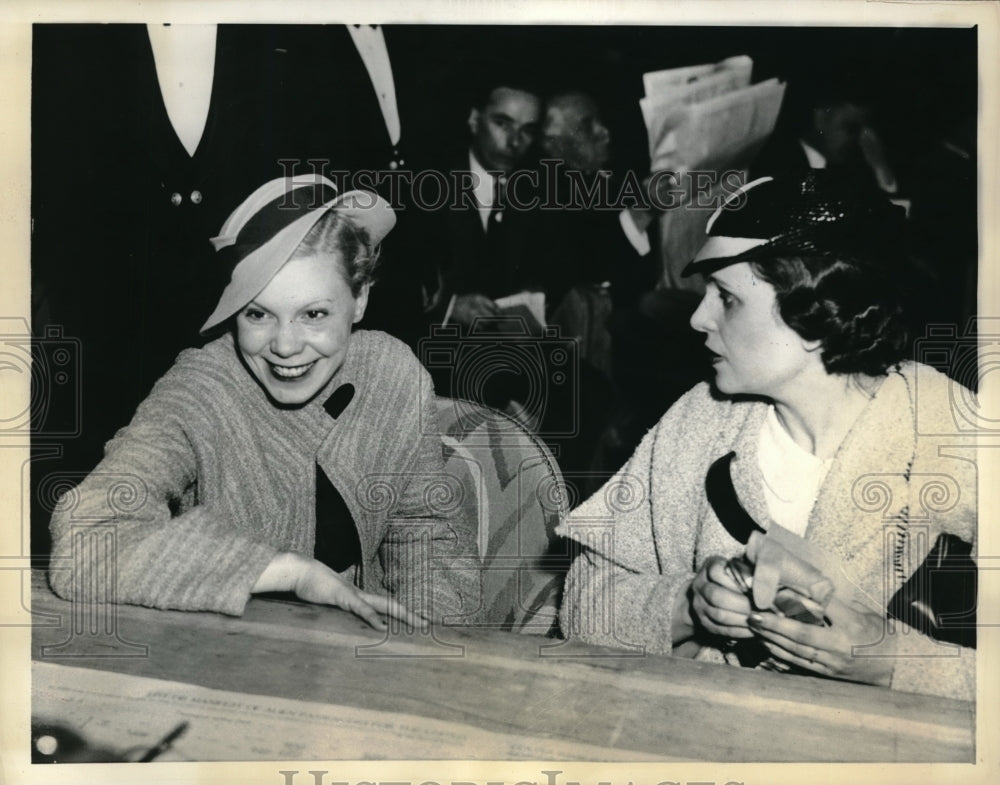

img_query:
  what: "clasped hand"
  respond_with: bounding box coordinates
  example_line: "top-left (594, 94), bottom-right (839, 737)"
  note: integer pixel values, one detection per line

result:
top-left (687, 533), bottom-right (895, 686)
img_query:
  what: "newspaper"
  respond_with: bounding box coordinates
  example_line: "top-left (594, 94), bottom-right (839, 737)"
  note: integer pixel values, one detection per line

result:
top-left (669, 78), bottom-right (785, 170)
top-left (639, 56), bottom-right (786, 288)
top-left (641, 54), bottom-right (753, 96)
top-left (494, 290), bottom-right (546, 329)
top-left (640, 67), bottom-right (754, 159)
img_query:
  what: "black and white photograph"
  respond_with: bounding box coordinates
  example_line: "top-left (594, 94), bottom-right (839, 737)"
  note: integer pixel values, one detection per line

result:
top-left (1, 0), bottom-right (997, 782)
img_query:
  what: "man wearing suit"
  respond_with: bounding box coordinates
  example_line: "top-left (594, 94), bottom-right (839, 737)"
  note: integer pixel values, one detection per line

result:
top-left (538, 90), bottom-right (660, 311)
top-left (536, 89), bottom-right (708, 480)
top-left (415, 80), bottom-right (544, 426)
top-left (751, 82), bottom-right (903, 200)
top-left (424, 81), bottom-right (543, 328)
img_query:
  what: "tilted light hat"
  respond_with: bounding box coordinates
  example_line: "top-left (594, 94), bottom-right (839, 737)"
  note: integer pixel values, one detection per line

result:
top-left (682, 170), bottom-right (906, 278)
top-left (201, 174), bottom-right (396, 333)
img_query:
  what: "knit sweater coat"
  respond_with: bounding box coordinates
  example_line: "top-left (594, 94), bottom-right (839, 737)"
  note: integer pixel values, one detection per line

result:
top-left (49, 330), bottom-right (480, 620)
top-left (558, 362), bottom-right (976, 701)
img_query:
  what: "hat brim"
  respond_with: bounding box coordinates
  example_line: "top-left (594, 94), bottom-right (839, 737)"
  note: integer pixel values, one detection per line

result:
top-left (681, 235), bottom-right (770, 278)
top-left (200, 190), bottom-right (395, 333)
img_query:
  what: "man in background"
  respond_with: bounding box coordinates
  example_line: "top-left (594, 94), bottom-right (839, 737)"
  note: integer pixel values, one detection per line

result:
top-left (429, 80), bottom-right (544, 328)
top-left (538, 89), bottom-right (708, 481)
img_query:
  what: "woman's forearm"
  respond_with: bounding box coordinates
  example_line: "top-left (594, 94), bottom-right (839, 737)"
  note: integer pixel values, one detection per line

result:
top-left (670, 579), bottom-right (697, 649)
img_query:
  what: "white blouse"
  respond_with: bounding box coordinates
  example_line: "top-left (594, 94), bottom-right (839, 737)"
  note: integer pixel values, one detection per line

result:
top-left (757, 405), bottom-right (833, 535)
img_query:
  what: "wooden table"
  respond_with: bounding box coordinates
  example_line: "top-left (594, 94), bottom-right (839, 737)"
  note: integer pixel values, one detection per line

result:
top-left (30, 572), bottom-right (974, 763)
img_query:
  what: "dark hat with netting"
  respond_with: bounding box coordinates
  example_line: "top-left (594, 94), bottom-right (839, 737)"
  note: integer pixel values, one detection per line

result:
top-left (682, 170), bottom-right (907, 277)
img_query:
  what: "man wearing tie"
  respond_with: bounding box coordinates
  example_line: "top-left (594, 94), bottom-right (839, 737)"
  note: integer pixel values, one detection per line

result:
top-left (428, 80), bottom-right (543, 328)
top-left (413, 78), bottom-right (552, 431)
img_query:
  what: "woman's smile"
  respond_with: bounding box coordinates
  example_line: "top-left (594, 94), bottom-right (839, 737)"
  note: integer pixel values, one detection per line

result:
top-left (268, 360), bottom-right (317, 380)
top-left (236, 252), bottom-right (369, 406)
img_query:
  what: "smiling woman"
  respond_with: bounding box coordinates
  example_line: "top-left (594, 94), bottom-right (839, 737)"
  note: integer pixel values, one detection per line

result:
top-left (48, 175), bottom-right (481, 627)
top-left (235, 232), bottom-right (370, 406)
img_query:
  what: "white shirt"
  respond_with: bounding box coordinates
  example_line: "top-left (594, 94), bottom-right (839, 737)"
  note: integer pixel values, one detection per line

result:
top-left (799, 136), bottom-right (909, 214)
top-left (146, 24), bottom-right (217, 158)
top-left (799, 138), bottom-right (827, 169)
top-left (468, 150), bottom-right (499, 232)
top-left (619, 209), bottom-right (651, 256)
top-left (346, 24), bottom-right (401, 146)
top-left (757, 406), bottom-right (833, 536)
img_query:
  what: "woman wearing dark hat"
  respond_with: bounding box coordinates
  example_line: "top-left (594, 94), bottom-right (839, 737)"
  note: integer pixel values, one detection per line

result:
top-left (557, 171), bottom-right (976, 700)
top-left (49, 175), bottom-right (480, 628)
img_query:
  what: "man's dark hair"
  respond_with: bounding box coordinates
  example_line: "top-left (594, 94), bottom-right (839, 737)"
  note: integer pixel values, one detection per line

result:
top-left (468, 71), bottom-right (543, 111)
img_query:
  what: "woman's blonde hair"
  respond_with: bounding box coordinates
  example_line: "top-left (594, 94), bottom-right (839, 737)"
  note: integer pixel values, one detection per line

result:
top-left (293, 208), bottom-right (381, 296)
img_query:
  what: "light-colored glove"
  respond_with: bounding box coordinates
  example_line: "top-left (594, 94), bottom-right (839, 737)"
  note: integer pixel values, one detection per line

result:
top-left (744, 530), bottom-right (834, 611)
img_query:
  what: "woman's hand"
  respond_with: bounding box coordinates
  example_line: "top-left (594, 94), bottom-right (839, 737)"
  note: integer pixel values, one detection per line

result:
top-left (681, 555), bottom-right (755, 641)
top-left (253, 553), bottom-right (427, 631)
top-left (747, 596), bottom-right (897, 686)
top-left (744, 531), bottom-right (834, 612)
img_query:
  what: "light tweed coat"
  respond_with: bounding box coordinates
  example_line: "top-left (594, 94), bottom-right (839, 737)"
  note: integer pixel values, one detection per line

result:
top-left (559, 362), bottom-right (976, 701)
top-left (49, 330), bottom-right (480, 621)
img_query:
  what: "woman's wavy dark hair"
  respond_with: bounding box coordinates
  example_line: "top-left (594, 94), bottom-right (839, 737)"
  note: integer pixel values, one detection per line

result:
top-left (750, 251), bottom-right (910, 377)
top-left (293, 209), bottom-right (380, 297)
